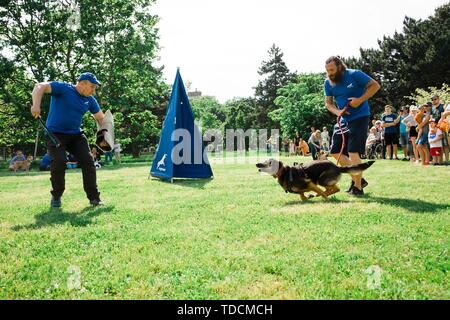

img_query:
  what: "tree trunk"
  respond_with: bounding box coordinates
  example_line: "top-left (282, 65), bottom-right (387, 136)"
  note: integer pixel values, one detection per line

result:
top-left (131, 143), bottom-right (140, 158)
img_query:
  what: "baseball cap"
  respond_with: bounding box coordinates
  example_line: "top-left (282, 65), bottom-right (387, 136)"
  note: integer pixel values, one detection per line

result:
top-left (426, 101), bottom-right (433, 107)
top-left (78, 72), bottom-right (101, 86)
top-left (411, 106), bottom-right (419, 111)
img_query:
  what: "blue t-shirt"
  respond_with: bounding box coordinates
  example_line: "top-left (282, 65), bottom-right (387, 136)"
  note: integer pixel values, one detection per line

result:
top-left (40, 154), bottom-right (51, 167)
top-left (432, 104), bottom-right (444, 119)
top-left (9, 155), bottom-right (26, 165)
top-left (382, 113), bottom-right (398, 134)
top-left (400, 115), bottom-right (407, 134)
top-left (324, 69), bottom-right (372, 122)
top-left (47, 82), bottom-right (100, 134)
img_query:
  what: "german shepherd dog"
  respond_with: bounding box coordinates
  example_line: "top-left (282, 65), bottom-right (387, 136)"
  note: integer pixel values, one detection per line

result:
top-left (256, 159), bottom-right (375, 201)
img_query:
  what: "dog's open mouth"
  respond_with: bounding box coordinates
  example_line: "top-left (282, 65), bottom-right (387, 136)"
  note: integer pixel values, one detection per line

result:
top-left (256, 163), bottom-right (269, 172)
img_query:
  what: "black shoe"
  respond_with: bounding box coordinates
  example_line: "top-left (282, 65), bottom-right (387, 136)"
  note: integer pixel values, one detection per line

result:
top-left (346, 178), bottom-right (369, 193)
top-left (348, 186), bottom-right (365, 196)
top-left (51, 196), bottom-right (61, 208)
top-left (90, 198), bottom-right (104, 206)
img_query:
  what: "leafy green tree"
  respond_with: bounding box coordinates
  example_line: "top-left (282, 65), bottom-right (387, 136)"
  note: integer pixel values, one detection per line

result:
top-left (190, 96), bottom-right (225, 132)
top-left (254, 44), bottom-right (296, 129)
top-left (271, 73), bottom-right (335, 140)
top-left (344, 3), bottom-right (450, 113)
top-left (0, 0), bottom-right (168, 156)
top-left (407, 84), bottom-right (450, 106)
top-left (223, 97), bottom-right (257, 130)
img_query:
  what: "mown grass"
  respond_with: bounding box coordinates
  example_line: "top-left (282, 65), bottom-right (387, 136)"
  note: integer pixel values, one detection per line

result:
top-left (0, 156), bottom-right (449, 299)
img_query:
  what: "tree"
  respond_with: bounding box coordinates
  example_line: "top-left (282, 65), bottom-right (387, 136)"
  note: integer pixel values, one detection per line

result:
top-left (190, 96), bottom-right (225, 132)
top-left (407, 84), bottom-right (450, 106)
top-left (0, 0), bottom-right (168, 156)
top-left (271, 73), bottom-right (335, 140)
top-left (344, 3), bottom-right (450, 115)
top-left (254, 44), bottom-right (296, 129)
top-left (223, 97), bottom-right (257, 131)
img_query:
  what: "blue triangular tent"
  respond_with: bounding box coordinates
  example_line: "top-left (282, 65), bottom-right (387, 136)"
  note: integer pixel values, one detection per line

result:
top-left (150, 69), bottom-right (213, 181)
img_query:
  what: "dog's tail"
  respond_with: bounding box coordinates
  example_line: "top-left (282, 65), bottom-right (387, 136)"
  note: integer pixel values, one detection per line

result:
top-left (339, 161), bottom-right (375, 174)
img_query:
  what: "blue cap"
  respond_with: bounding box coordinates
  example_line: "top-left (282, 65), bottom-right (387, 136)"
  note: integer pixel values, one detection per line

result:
top-left (78, 72), bottom-right (101, 86)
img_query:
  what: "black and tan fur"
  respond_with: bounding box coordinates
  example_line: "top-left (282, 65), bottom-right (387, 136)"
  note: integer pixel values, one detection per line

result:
top-left (256, 159), bottom-right (375, 201)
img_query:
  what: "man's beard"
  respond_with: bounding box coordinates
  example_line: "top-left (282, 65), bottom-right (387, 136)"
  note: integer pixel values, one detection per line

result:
top-left (329, 66), bottom-right (345, 84)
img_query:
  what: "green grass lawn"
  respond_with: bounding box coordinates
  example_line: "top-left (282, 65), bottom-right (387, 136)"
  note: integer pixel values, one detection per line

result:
top-left (0, 156), bottom-right (449, 299)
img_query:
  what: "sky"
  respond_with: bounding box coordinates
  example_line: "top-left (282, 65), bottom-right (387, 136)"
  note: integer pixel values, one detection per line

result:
top-left (152, 0), bottom-right (449, 102)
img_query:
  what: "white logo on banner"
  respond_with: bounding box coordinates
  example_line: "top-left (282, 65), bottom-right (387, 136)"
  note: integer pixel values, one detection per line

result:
top-left (157, 154), bottom-right (167, 172)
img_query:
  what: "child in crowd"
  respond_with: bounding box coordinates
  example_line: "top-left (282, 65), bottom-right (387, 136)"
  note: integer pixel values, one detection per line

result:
top-left (428, 118), bottom-right (444, 165)
top-left (289, 140), bottom-right (296, 156)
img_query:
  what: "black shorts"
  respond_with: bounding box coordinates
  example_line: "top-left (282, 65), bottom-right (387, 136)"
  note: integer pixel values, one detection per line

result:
top-left (331, 130), bottom-right (349, 157)
top-left (330, 116), bottom-right (370, 155)
top-left (384, 132), bottom-right (399, 145)
top-left (409, 126), bottom-right (418, 138)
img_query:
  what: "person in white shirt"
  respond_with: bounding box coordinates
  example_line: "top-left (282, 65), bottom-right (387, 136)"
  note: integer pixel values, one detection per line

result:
top-left (428, 118), bottom-right (444, 165)
top-left (321, 127), bottom-right (330, 154)
top-left (402, 106), bottom-right (419, 163)
top-left (365, 127), bottom-right (378, 158)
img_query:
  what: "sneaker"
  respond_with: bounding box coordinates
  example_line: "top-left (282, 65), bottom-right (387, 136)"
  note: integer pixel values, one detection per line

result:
top-left (348, 186), bottom-right (365, 196)
top-left (51, 196), bottom-right (61, 208)
top-left (90, 198), bottom-right (104, 206)
top-left (346, 178), bottom-right (369, 193)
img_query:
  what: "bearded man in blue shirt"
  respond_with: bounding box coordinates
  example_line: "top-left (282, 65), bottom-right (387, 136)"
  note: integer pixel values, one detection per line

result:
top-left (324, 56), bottom-right (381, 196)
top-left (31, 73), bottom-right (106, 207)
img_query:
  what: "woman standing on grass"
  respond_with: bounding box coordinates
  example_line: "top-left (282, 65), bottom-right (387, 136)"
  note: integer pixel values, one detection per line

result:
top-left (402, 106), bottom-right (419, 163)
top-left (308, 130), bottom-right (322, 160)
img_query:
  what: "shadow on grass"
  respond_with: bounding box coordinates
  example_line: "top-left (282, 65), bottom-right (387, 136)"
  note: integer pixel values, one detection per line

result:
top-left (12, 205), bottom-right (114, 231)
top-left (148, 177), bottom-right (213, 189)
top-left (364, 196), bottom-right (449, 214)
top-left (284, 196), bottom-right (345, 206)
top-left (284, 194), bottom-right (448, 214)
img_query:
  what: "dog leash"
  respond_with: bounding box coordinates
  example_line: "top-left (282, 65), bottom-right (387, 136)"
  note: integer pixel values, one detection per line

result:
top-left (336, 103), bottom-right (350, 166)
top-left (38, 116), bottom-right (61, 148)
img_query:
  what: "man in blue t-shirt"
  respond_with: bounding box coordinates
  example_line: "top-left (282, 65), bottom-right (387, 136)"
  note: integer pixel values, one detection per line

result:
top-left (324, 56), bottom-right (380, 196)
top-left (381, 105), bottom-right (400, 160)
top-left (30, 72), bottom-right (106, 207)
